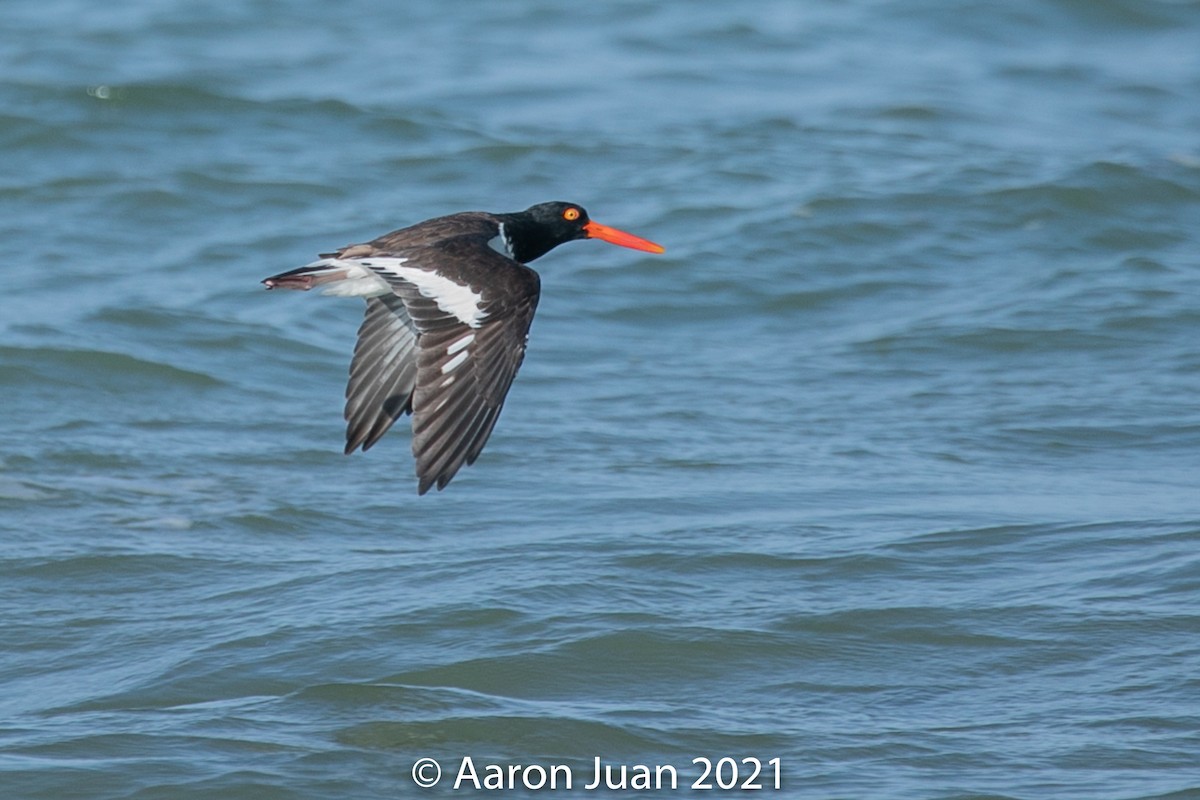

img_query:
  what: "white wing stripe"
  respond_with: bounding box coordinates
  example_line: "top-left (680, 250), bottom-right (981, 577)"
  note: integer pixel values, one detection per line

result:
top-left (441, 350), bottom-right (470, 374)
top-left (447, 332), bottom-right (476, 355)
top-left (358, 257), bottom-right (486, 328)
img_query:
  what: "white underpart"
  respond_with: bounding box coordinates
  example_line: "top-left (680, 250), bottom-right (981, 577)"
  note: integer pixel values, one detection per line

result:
top-left (307, 258), bottom-right (393, 298)
top-left (441, 350), bottom-right (470, 374)
top-left (487, 222), bottom-right (514, 260)
top-left (358, 257), bottom-right (487, 328)
top-left (447, 332), bottom-right (476, 355)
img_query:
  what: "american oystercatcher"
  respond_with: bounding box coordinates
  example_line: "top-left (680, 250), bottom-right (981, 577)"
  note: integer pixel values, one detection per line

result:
top-left (262, 201), bottom-right (665, 495)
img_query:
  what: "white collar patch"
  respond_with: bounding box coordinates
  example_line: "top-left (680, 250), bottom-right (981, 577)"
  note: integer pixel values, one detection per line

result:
top-left (487, 222), bottom-right (515, 260)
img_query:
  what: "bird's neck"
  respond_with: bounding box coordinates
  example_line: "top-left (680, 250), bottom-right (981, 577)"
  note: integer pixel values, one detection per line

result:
top-left (496, 216), bottom-right (559, 264)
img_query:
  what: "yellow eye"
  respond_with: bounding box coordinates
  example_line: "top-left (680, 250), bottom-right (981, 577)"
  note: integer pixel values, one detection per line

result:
top-left (563, 207), bottom-right (580, 221)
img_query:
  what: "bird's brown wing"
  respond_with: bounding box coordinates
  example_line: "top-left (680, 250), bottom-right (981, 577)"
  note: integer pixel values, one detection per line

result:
top-left (358, 244), bottom-right (541, 494)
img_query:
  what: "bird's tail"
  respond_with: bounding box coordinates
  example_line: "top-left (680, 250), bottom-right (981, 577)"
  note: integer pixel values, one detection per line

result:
top-left (261, 259), bottom-right (350, 291)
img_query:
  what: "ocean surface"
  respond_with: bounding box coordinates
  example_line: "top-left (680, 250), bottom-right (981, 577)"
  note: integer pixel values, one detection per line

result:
top-left (2, 1), bottom-right (1199, 798)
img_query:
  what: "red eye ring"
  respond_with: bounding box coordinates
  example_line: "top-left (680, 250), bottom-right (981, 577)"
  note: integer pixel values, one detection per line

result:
top-left (563, 208), bottom-right (580, 221)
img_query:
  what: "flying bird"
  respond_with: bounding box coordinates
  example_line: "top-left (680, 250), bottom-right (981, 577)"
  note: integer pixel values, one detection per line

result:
top-left (262, 201), bottom-right (665, 495)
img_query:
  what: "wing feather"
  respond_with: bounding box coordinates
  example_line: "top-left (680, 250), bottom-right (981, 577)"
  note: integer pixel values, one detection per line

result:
top-left (344, 295), bottom-right (419, 453)
top-left (411, 294), bottom-right (538, 493)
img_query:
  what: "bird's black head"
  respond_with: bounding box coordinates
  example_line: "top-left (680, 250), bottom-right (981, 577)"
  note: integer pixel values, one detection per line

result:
top-left (502, 201), bottom-right (664, 263)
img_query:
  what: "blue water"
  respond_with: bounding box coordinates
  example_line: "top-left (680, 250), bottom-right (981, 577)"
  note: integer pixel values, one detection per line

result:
top-left (3, 1), bottom-right (1200, 798)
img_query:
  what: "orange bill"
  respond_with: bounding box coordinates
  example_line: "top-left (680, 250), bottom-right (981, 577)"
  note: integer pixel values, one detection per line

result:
top-left (584, 220), bottom-right (666, 254)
